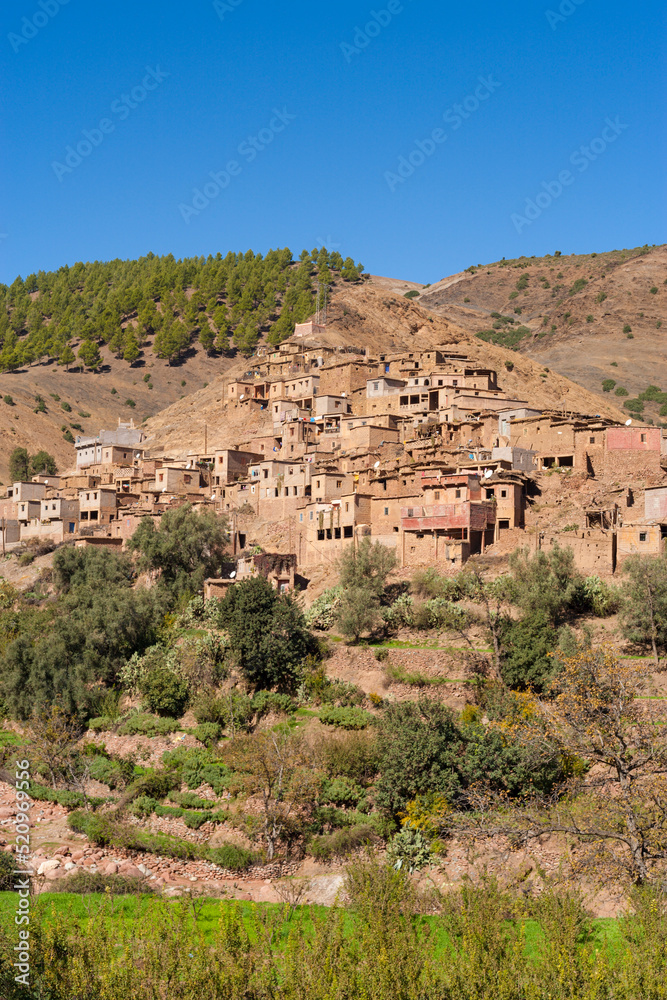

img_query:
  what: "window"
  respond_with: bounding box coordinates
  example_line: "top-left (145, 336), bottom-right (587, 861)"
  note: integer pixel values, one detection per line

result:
top-left (434, 491), bottom-right (440, 500)
top-left (589, 437), bottom-right (596, 444)
top-left (641, 433), bottom-right (647, 443)
top-left (407, 508), bottom-right (414, 518)
top-left (345, 502), bottom-right (350, 512)
top-left (373, 382), bottom-right (379, 390)
top-left (384, 507), bottom-right (389, 516)
top-left (343, 525), bottom-right (353, 538)
top-left (455, 489), bottom-right (461, 499)
top-left (299, 513), bottom-right (303, 522)
top-left (317, 530), bottom-right (325, 541)
top-left (336, 480), bottom-right (342, 488)
top-left (640, 532), bottom-right (647, 542)
top-left (486, 488), bottom-right (494, 499)
top-left (501, 490), bottom-right (507, 498)
top-left (334, 527), bottom-right (341, 539)
top-left (309, 511), bottom-right (313, 520)
top-left (393, 526), bottom-right (399, 532)
top-left (499, 519), bottom-right (510, 530)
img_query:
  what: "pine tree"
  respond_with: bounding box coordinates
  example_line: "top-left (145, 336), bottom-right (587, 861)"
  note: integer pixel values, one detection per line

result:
top-left (123, 329), bottom-right (140, 365)
top-left (78, 340), bottom-right (101, 371)
top-left (58, 344), bottom-right (75, 371)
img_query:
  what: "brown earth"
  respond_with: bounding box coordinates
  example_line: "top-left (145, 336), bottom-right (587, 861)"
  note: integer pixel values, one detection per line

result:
top-left (415, 244), bottom-right (667, 412)
top-left (142, 279), bottom-right (627, 464)
top-left (0, 338), bottom-right (237, 485)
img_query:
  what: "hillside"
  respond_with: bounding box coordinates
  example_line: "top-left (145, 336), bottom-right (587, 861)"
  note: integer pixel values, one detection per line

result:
top-left (0, 247), bottom-right (363, 483)
top-left (416, 244), bottom-right (667, 418)
top-left (143, 279), bottom-right (626, 460)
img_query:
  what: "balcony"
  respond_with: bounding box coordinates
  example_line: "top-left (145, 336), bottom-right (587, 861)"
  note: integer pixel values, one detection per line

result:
top-left (401, 501), bottom-right (495, 533)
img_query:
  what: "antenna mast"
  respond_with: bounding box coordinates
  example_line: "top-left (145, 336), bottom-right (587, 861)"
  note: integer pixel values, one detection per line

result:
top-left (316, 281), bottom-right (330, 326)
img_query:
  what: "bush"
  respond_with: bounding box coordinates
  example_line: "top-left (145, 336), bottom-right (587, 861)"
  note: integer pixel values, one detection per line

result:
top-left (192, 722), bottom-right (221, 747)
top-left (615, 386), bottom-right (629, 396)
top-left (51, 870), bottom-right (154, 895)
top-left (192, 690), bottom-right (254, 732)
top-left (118, 714), bottom-right (180, 736)
top-left (602, 379), bottom-right (616, 392)
top-left (251, 690), bottom-right (295, 718)
top-left (624, 399), bottom-right (644, 413)
top-left (0, 850), bottom-right (23, 890)
top-left (413, 598), bottom-right (469, 631)
top-left (301, 665), bottom-right (365, 707)
top-left (320, 776), bottom-right (366, 808)
top-left (207, 843), bottom-right (256, 870)
top-left (309, 824), bottom-right (377, 861)
top-left (386, 827), bottom-right (431, 872)
top-left (88, 716), bottom-right (114, 732)
top-left (319, 705), bottom-right (374, 730)
top-left (623, 324), bottom-right (632, 334)
top-left (169, 790), bottom-right (217, 809)
top-left (305, 586), bottom-right (343, 629)
top-left (139, 665), bottom-right (190, 718)
top-left (129, 794), bottom-right (157, 818)
top-left (3, 394), bottom-right (14, 405)
top-left (404, 290), bottom-right (419, 299)
top-left (162, 745), bottom-right (232, 794)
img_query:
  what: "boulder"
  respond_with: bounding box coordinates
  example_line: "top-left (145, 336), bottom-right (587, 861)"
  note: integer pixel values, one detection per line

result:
top-left (37, 859), bottom-right (60, 876)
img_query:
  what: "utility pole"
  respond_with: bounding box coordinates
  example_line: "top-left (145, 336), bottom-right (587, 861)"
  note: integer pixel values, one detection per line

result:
top-left (1, 517), bottom-right (5, 557)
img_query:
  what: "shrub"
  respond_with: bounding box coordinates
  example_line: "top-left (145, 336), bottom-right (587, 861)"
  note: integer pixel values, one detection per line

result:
top-left (623, 324), bottom-right (632, 334)
top-left (192, 722), bottom-right (221, 747)
top-left (569, 278), bottom-right (588, 295)
top-left (413, 598), bottom-right (469, 631)
top-left (580, 576), bottom-right (619, 617)
top-left (51, 870), bottom-right (154, 895)
top-left (169, 790), bottom-right (217, 809)
top-left (382, 593), bottom-right (414, 629)
top-left (596, 291), bottom-right (607, 303)
top-left (319, 705), bottom-right (374, 730)
top-left (586, 315), bottom-right (594, 323)
top-left (309, 824), bottom-right (377, 861)
top-left (60, 401), bottom-right (72, 412)
top-left (386, 827), bottom-right (432, 872)
top-left (88, 716), bottom-right (114, 732)
top-left (139, 666), bottom-right (190, 718)
top-left (650, 286), bottom-right (658, 294)
top-left (118, 713), bottom-right (180, 736)
top-left (162, 745), bottom-right (231, 794)
top-left (192, 690), bottom-right (254, 732)
top-left (320, 776), bottom-right (366, 808)
top-left (601, 379), bottom-right (616, 392)
top-left (304, 586), bottom-right (343, 629)
top-left (251, 690), bottom-right (295, 718)
top-left (302, 666), bottom-right (365, 707)
top-left (129, 794), bottom-right (157, 818)
top-left (615, 386), bottom-right (629, 396)
top-left (404, 290), bottom-right (419, 299)
top-left (0, 850), bottom-right (25, 890)
top-left (207, 843), bottom-right (256, 870)
top-left (624, 399), bottom-right (644, 413)
top-left (3, 394), bottom-right (14, 405)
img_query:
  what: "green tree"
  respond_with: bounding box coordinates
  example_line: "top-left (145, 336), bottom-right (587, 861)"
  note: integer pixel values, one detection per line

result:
top-left (29, 451), bottom-right (57, 477)
top-left (374, 697), bottom-right (461, 817)
top-left (499, 611), bottom-right (558, 692)
top-left (198, 318), bottom-right (215, 354)
top-left (58, 343), bottom-right (75, 370)
top-left (338, 538), bottom-right (397, 598)
top-left (140, 665), bottom-right (190, 718)
top-left (128, 503), bottom-right (227, 598)
top-left (219, 576), bottom-right (318, 689)
top-left (507, 544), bottom-right (582, 624)
top-left (336, 586), bottom-right (383, 642)
top-left (620, 555), bottom-right (667, 666)
top-left (9, 447), bottom-right (29, 482)
top-left (78, 339), bottom-right (101, 371)
top-left (123, 329), bottom-right (140, 365)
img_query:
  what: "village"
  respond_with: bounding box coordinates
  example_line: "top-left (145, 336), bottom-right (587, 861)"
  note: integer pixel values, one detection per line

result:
top-left (2, 319), bottom-right (667, 587)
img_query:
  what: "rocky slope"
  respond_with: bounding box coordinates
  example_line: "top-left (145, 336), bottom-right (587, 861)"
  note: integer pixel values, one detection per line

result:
top-left (415, 244), bottom-right (667, 413)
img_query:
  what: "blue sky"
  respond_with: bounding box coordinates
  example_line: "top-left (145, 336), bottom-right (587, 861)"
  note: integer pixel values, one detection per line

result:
top-left (1, 0), bottom-right (665, 285)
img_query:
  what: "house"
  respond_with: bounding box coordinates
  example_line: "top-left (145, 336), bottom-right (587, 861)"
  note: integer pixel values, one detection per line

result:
top-left (78, 487), bottom-right (118, 524)
top-left (76, 420), bottom-right (144, 469)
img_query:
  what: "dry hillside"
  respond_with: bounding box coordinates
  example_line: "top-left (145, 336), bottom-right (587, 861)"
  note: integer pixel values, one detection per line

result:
top-left (415, 244), bottom-right (667, 414)
top-left (0, 344), bottom-right (236, 485)
top-left (143, 279), bottom-right (626, 461)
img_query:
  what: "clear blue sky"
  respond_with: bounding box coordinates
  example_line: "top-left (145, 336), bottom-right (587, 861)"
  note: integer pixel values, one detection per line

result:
top-left (1, 0), bottom-right (665, 285)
